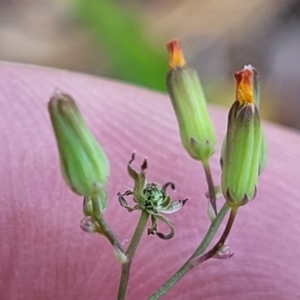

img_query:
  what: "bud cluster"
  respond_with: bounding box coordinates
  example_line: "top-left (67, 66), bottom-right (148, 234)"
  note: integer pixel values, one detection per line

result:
top-left (166, 41), bottom-right (267, 209)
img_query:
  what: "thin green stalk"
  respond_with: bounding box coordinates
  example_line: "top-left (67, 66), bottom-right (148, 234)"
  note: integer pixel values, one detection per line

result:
top-left (202, 160), bottom-right (217, 214)
top-left (93, 213), bottom-right (124, 252)
top-left (118, 210), bottom-right (149, 300)
top-left (190, 207), bottom-right (238, 267)
top-left (148, 203), bottom-right (229, 300)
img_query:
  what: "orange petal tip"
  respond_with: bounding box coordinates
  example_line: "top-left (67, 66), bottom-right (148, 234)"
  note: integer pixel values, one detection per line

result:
top-left (234, 65), bottom-right (255, 104)
top-left (167, 39), bottom-right (186, 69)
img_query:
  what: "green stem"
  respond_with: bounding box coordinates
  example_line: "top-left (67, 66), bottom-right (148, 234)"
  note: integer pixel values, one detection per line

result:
top-left (190, 207), bottom-right (238, 266)
top-left (202, 160), bottom-right (217, 214)
top-left (118, 210), bottom-right (149, 300)
top-left (90, 195), bottom-right (124, 252)
top-left (148, 203), bottom-right (229, 300)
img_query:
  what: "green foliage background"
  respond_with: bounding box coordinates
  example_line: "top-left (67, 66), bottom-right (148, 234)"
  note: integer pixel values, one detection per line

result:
top-left (74, 0), bottom-right (167, 91)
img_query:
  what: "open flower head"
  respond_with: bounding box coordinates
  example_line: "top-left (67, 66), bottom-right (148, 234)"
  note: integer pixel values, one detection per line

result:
top-left (118, 153), bottom-right (188, 239)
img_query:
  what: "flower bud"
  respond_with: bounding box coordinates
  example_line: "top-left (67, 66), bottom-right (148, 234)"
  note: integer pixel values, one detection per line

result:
top-left (221, 66), bottom-right (267, 174)
top-left (48, 92), bottom-right (110, 200)
top-left (166, 40), bottom-right (216, 162)
top-left (221, 66), bottom-right (264, 207)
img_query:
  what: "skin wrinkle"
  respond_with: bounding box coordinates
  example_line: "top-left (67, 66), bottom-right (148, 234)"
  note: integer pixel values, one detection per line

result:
top-left (0, 62), bottom-right (299, 300)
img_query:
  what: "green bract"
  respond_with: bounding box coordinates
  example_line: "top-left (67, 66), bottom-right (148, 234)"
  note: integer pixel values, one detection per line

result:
top-left (48, 92), bottom-right (109, 203)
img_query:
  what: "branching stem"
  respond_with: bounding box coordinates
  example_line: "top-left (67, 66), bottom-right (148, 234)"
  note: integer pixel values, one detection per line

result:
top-left (148, 203), bottom-right (230, 300)
top-left (91, 196), bottom-right (124, 252)
top-left (191, 207), bottom-right (238, 267)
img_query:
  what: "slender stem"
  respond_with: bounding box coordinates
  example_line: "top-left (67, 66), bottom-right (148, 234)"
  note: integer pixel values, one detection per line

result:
top-left (118, 210), bottom-right (149, 300)
top-left (190, 207), bottom-right (238, 266)
top-left (93, 212), bottom-right (124, 253)
top-left (148, 203), bottom-right (229, 300)
top-left (202, 160), bottom-right (217, 214)
top-left (89, 195), bottom-right (124, 252)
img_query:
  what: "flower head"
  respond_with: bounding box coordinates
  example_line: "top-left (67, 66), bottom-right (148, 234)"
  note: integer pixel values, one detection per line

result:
top-left (166, 39), bottom-right (216, 162)
top-left (221, 66), bottom-right (267, 207)
top-left (118, 153), bottom-right (187, 239)
top-left (48, 92), bottom-right (109, 209)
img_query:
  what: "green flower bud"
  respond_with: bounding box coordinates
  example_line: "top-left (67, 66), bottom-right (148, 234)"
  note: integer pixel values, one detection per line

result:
top-left (166, 40), bottom-right (216, 162)
top-left (48, 92), bottom-right (110, 201)
top-left (221, 66), bottom-right (265, 207)
top-left (221, 66), bottom-right (268, 175)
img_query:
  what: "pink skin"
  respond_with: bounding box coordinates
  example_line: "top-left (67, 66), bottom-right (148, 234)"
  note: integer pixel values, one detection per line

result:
top-left (0, 62), bottom-right (300, 300)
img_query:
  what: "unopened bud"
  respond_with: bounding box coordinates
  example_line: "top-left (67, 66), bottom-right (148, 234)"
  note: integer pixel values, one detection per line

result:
top-left (166, 40), bottom-right (216, 162)
top-left (48, 92), bottom-right (110, 198)
top-left (221, 66), bottom-right (267, 175)
top-left (221, 66), bottom-right (264, 207)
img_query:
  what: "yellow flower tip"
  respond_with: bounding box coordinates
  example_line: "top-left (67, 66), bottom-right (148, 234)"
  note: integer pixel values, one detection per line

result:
top-left (167, 39), bottom-right (186, 69)
top-left (234, 65), bottom-right (255, 105)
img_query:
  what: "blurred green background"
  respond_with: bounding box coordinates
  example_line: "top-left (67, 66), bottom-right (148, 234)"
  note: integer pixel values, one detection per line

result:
top-left (1, 0), bottom-right (300, 129)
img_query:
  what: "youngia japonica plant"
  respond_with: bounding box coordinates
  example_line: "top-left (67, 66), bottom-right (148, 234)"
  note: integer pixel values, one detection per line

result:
top-left (48, 39), bottom-right (267, 300)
